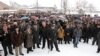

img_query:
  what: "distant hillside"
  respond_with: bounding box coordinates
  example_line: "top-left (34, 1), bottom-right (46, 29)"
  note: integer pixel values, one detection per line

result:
top-left (0, 1), bottom-right (10, 10)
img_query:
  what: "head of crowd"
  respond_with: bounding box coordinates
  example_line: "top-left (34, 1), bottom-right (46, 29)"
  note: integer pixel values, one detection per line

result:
top-left (0, 13), bottom-right (100, 30)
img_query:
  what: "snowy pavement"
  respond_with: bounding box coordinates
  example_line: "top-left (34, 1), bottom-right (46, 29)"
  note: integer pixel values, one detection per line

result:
top-left (0, 39), bottom-right (100, 56)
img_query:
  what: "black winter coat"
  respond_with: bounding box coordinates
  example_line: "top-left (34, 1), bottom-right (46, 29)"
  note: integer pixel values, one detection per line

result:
top-left (48, 28), bottom-right (57, 41)
top-left (0, 30), bottom-right (12, 46)
top-left (32, 27), bottom-right (40, 43)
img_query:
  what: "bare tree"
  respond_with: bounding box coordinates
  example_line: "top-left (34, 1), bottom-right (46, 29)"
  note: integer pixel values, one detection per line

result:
top-left (78, 9), bottom-right (84, 15)
top-left (76, 0), bottom-right (95, 14)
top-left (87, 4), bottom-right (95, 13)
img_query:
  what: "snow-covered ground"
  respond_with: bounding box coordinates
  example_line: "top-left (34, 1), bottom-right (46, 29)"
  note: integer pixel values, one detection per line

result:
top-left (0, 39), bottom-right (100, 56)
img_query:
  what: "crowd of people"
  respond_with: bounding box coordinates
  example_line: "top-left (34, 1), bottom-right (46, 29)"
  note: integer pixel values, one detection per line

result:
top-left (0, 13), bottom-right (100, 56)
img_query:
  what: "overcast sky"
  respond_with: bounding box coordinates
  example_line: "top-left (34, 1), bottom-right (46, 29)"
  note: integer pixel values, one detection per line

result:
top-left (0, 0), bottom-right (100, 10)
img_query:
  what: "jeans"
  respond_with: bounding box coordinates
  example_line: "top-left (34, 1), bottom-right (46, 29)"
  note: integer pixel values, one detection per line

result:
top-left (74, 37), bottom-right (80, 47)
top-left (50, 40), bottom-right (59, 51)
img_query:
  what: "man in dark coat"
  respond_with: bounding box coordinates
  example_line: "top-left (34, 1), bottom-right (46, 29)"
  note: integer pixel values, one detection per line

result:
top-left (97, 31), bottom-right (100, 53)
top-left (92, 24), bottom-right (100, 45)
top-left (0, 23), bottom-right (3, 53)
top-left (46, 21), bottom-right (52, 49)
top-left (0, 23), bottom-right (13, 56)
top-left (11, 27), bottom-right (24, 56)
top-left (83, 24), bottom-right (91, 44)
top-left (0, 27), bottom-right (2, 42)
top-left (64, 25), bottom-right (71, 44)
top-left (32, 24), bottom-right (40, 49)
top-left (41, 21), bottom-right (49, 49)
top-left (48, 24), bottom-right (60, 52)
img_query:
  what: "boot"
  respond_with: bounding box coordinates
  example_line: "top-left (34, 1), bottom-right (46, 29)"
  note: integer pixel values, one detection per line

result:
top-left (9, 52), bottom-right (14, 55)
top-left (33, 45), bottom-right (35, 49)
top-left (20, 53), bottom-right (24, 55)
top-left (56, 49), bottom-right (60, 52)
top-left (65, 41), bottom-right (66, 44)
top-left (30, 48), bottom-right (33, 52)
top-left (68, 41), bottom-right (70, 44)
top-left (37, 44), bottom-right (40, 48)
top-left (97, 48), bottom-right (100, 53)
top-left (27, 50), bottom-right (29, 54)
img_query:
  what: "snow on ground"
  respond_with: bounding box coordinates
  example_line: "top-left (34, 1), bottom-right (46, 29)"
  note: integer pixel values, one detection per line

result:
top-left (0, 39), bottom-right (100, 56)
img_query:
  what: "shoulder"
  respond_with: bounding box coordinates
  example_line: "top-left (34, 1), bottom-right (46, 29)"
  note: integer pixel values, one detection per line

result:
top-left (98, 31), bottom-right (100, 34)
top-left (19, 32), bottom-right (23, 34)
top-left (74, 28), bottom-right (77, 31)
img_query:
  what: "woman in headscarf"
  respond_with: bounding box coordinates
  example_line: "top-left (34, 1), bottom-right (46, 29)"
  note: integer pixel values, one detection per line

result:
top-left (24, 26), bottom-right (33, 53)
top-left (57, 25), bottom-right (65, 44)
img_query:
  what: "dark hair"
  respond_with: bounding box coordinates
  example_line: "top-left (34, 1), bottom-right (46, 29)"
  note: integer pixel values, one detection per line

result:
top-left (14, 26), bottom-right (20, 31)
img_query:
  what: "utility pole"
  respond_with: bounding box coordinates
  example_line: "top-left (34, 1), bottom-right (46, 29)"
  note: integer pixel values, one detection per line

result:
top-left (63, 0), bottom-right (67, 14)
top-left (36, 0), bottom-right (39, 13)
top-left (61, 0), bottom-right (67, 14)
top-left (54, 0), bottom-right (57, 12)
top-left (61, 0), bottom-right (63, 13)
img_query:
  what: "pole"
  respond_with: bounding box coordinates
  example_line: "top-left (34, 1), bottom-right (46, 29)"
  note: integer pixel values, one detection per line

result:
top-left (61, 0), bottom-right (63, 13)
top-left (63, 0), bottom-right (67, 15)
top-left (36, 0), bottom-right (38, 13)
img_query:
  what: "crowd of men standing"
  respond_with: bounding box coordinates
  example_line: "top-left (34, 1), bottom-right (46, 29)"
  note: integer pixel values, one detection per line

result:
top-left (0, 14), bottom-right (100, 56)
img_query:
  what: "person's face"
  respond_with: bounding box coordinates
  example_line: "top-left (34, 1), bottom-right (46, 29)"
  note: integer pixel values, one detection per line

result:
top-left (51, 26), bottom-right (55, 29)
top-left (15, 28), bottom-right (19, 32)
top-left (66, 25), bottom-right (70, 28)
top-left (34, 21), bottom-right (38, 24)
top-left (77, 25), bottom-right (80, 29)
top-left (42, 22), bottom-right (46, 27)
top-left (8, 25), bottom-right (11, 28)
top-left (27, 28), bottom-right (31, 32)
top-left (47, 21), bottom-right (50, 24)
top-left (34, 25), bottom-right (38, 29)
top-left (3, 23), bottom-right (8, 30)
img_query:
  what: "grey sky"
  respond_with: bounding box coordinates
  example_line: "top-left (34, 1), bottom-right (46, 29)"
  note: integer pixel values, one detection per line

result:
top-left (0, 0), bottom-right (100, 10)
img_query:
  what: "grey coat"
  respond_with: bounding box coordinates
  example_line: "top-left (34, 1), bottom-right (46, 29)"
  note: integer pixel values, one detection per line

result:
top-left (73, 28), bottom-right (82, 38)
top-left (25, 32), bottom-right (33, 48)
